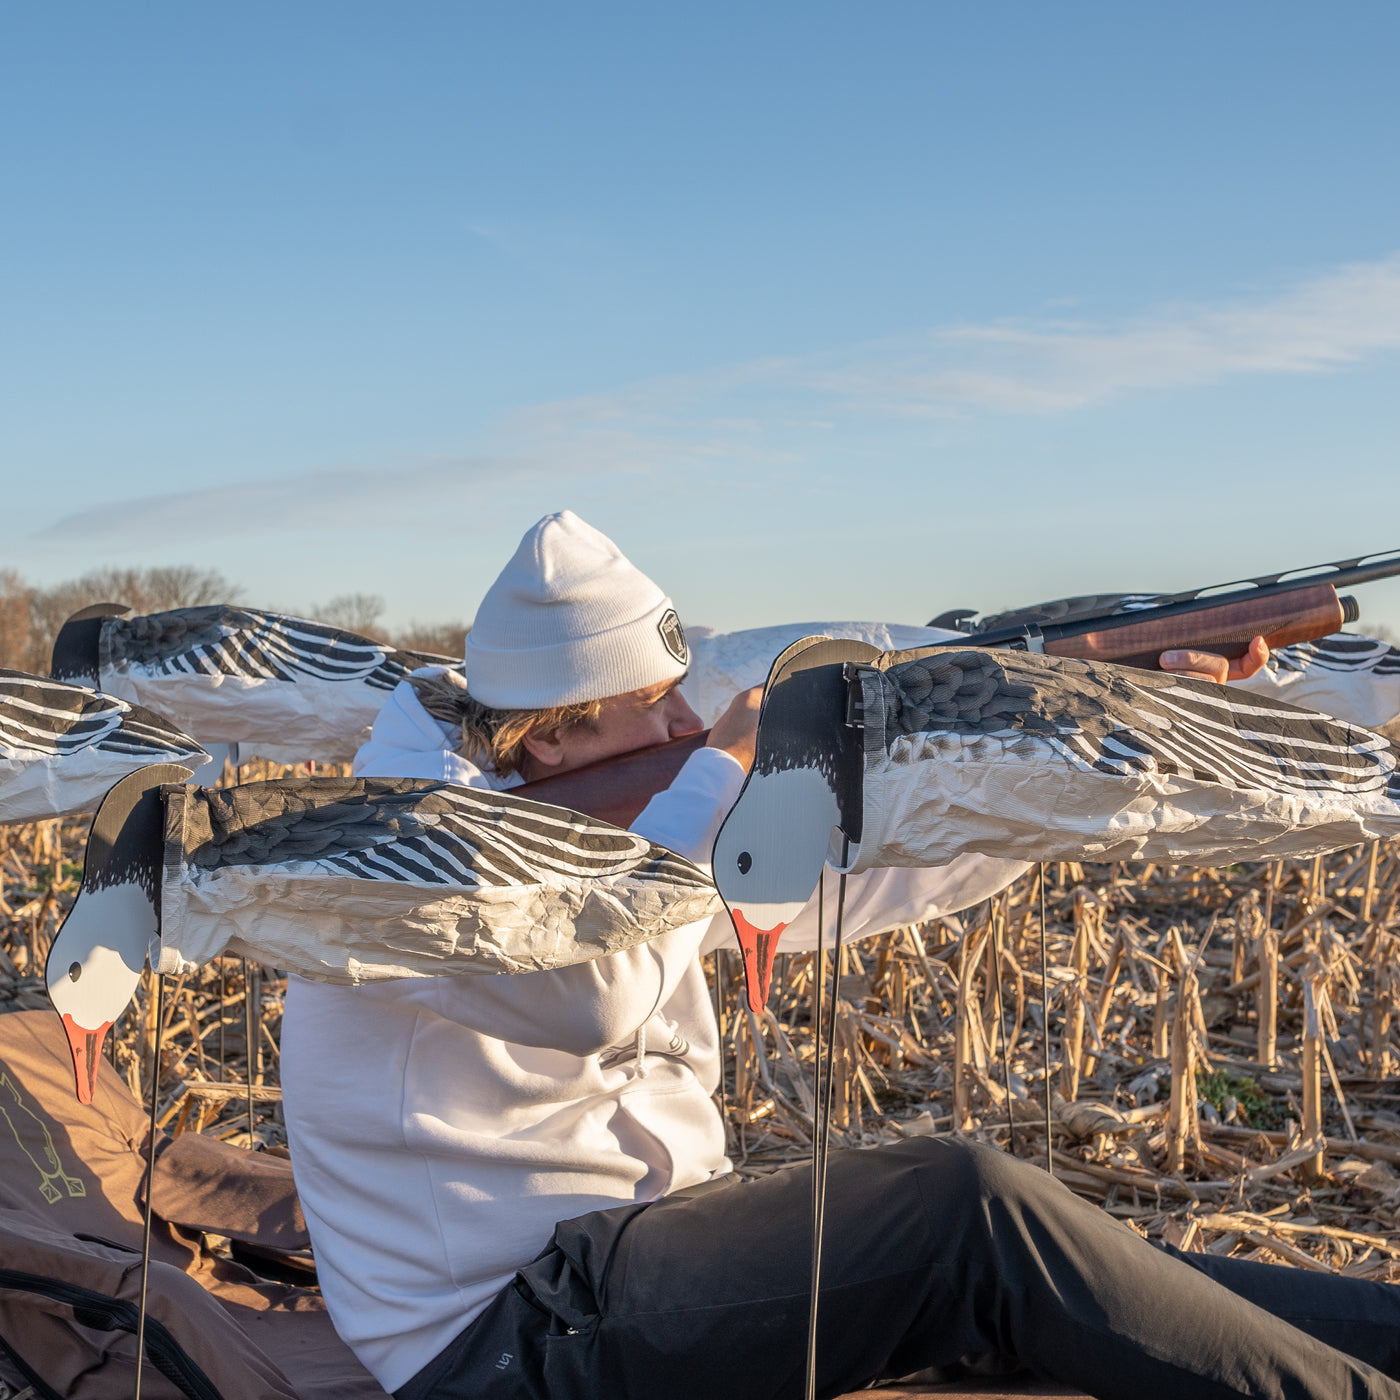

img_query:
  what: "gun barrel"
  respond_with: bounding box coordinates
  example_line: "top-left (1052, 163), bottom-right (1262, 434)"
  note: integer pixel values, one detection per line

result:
top-left (1274, 551), bottom-right (1400, 593)
top-left (959, 548), bottom-right (1400, 653)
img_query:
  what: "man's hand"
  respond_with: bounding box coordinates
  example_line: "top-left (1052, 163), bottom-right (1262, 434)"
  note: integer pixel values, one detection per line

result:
top-left (1159, 635), bottom-right (1270, 684)
top-left (706, 685), bottom-right (763, 773)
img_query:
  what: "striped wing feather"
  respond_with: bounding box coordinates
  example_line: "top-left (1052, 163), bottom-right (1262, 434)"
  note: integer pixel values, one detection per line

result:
top-left (1272, 634), bottom-right (1400, 678)
top-left (179, 777), bottom-right (712, 892)
top-left (107, 606), bottom-right (456, 693)
top-left (1076, 679), bottom-right (1394, 796)
top-left (0, 670), bottom-right (204, 763)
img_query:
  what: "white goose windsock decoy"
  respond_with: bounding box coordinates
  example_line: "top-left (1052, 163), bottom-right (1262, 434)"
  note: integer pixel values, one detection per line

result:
top-left (47, 771), bottom-right (721, 1101)
top-left (713, 638), bottom-right (1400, 1013)
top-left (0, 669), bottom-right (208, 826)
top-left (51, 603), bottom-right (459, 764)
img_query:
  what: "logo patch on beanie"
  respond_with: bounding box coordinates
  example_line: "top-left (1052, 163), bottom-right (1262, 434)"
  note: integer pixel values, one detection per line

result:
top-left (658, 609), bottom-right (688, 665)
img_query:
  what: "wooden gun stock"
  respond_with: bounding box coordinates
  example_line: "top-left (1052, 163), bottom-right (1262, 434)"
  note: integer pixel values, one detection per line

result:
top-left (513, 730), bottom-right (711, 828)
top-left (1045, 582), bottom-right (1350, 671)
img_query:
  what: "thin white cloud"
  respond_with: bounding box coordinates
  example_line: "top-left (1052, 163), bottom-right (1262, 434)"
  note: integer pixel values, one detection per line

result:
top-left (796, 252), bottom-right (1400, 415)
top-left (508, 252), bottom-right (1400, 432)
top-left (34, 253), bottom-right (1400, 547)
top-left (34, 457), bottom-right (526, 544)
top-left (31, 433), bottom-right (718, 548)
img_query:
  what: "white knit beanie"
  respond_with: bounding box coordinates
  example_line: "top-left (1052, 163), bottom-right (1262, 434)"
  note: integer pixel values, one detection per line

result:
top-left (464, 511), bottom-right (690, 708)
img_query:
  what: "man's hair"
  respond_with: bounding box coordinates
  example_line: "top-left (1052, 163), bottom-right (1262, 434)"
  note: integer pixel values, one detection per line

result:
top-left (408, 671), bottom-right (602, 779)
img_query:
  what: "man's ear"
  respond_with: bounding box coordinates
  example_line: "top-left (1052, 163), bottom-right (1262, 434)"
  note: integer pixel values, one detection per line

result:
top-left (520, 725), bottom-right (567, 770)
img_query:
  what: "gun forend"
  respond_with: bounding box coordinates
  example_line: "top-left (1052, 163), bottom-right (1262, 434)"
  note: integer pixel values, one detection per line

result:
top-left (1045, 582), bottom-right (1348, 671)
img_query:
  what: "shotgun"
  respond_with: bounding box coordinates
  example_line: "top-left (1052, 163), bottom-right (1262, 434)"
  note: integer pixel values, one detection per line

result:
top-left (518, 548), bottom-right (1400, 828)
top-left (925, 547), bottom-right (1400, 670)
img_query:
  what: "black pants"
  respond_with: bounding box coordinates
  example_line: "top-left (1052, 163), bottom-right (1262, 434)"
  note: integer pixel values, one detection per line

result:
top-left (396, 1138), bottom-right (1400, 1400)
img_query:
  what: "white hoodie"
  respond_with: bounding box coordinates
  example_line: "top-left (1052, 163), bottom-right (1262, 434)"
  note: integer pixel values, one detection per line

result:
top-left (281, 677), bottom-right (1024, 1390)
top-left (280, 677), bottom-right (747, 1391)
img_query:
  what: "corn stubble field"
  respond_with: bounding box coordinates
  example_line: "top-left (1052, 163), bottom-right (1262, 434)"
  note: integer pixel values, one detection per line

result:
top-left (6, 760), bottom-right (1400, 1283)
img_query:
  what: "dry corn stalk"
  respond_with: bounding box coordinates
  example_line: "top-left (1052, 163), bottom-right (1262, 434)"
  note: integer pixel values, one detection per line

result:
top-left (1059, 892), bottom-right (1092, 1102)
top-left (1166, 958), bottom-right (1198, 1175)
top-left (1257, 924), bottom-right (1280, 1069)
top-left (9, 804), bottom-right (1400, 1273)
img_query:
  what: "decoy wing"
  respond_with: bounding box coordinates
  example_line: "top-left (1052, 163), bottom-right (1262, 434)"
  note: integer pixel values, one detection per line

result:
top-left (684, 614), bottom-right (1400, 737)
top-left (853, 648), bottom-right (1400, 871)
top-left (59, 604), bottom-right (459, 763)
top-left (155, 776), bottom-right (722, 982)
top-left (1234, 633), bottom-right (1400, 732)
top-left (957, 592), bottom-right (1160, 633)
top-left (0, 671), bottom-right (208, 825)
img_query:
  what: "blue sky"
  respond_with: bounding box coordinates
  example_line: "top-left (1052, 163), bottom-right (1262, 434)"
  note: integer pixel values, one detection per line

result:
top-left (3, 3), bottom-right (1398, 637)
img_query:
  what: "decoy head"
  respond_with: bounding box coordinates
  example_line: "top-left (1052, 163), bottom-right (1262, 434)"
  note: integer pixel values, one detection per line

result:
top-left (47, 885), bottom-right (153, 1105)
top-left (44, 763), bottom-right (191, 1103)
top-left (713, 768), bottom-right (845, 1012)
top-left (712, 637), bottom-right (878, 1012)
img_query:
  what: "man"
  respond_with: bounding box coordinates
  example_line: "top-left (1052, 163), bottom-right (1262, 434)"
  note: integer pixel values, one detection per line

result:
top-left (281, 511), bottom-right (1400, 1400)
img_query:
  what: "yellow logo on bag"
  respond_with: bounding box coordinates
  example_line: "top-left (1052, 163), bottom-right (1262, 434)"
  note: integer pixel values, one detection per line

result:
top-left (0, 1072), bottom-right (85, 1205)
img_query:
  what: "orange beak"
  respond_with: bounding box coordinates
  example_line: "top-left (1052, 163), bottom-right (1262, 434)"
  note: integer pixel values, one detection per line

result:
top-left (729, 908), bottom-right (787, 1013)
top-left (61, 1013), bottom-right (111, 1105)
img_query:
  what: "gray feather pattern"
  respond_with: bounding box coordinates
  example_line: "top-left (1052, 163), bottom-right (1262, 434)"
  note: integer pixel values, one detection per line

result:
top-left (104, 606), bottom-right (455, 693)
top-left (872, 649), bottom-right (1397, 798)
top-left (167, 776), bottom-right (716, 892)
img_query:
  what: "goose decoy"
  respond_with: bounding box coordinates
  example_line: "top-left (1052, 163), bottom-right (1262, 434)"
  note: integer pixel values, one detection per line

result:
top-left (50, 603), bottom-right (459, 764)
top-left (46, 769), bottom-right (721, 1100)
top-left (713, 638), bottom-right (1400, 1012)
top-left (0, 669), bottom-right (208, 825)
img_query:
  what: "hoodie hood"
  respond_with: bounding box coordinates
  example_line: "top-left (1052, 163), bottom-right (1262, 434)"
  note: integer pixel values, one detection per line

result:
top-left (352, 668), bottom-right (519, 789)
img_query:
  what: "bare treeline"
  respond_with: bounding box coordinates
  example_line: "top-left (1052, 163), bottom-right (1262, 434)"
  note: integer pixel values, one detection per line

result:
top-left (0, 568), bottom-right (466, 673)
top-left (307, 593), bottom-right (466, 660)
top-left (0, 566), bottom-right (236, 673)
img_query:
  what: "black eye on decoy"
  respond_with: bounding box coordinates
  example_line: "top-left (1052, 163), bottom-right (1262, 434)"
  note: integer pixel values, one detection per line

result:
top-left (737, 852), bottom-right (752, 874)
top-left (68, 962), bottom-right (82, 982)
